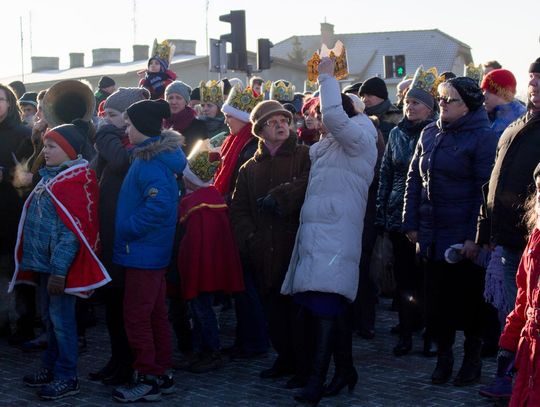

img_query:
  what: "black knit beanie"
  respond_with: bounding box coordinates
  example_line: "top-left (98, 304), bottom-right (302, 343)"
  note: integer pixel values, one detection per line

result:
top-left (126, 99), bottom-right (171, 136)
top-left (359, 77), bottom-right (388, 100)
top-left (530, 57), bottom-right (540, 74)
top-left (98, 76), bottom-right (115, 89)
top-left (447, 77), bottom-right (484, 111)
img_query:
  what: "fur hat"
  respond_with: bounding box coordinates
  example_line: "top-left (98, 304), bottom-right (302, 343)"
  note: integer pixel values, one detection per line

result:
top-left (104, 87), bottom-right (150, 113)
top-left (529, 57), bottom-right (540, 74)
top-left (98, 76), bottom-right (115, 89)
top-left (447, 77), bottom-right (485, 111)
top-left (359, 77), bottom-right (388, 100)
top-left (250, 100), bottom-right (293, 136)
top-left (44, 120), bottom-right (90, 160)
top-left (126, 99), bottom-right (171, 136)
top-left (221, 86), bottom-right (263, 123)
top-left (481, 69), bottom-right (517, 102)
top-left (165, 81), bottom-right (191, 103)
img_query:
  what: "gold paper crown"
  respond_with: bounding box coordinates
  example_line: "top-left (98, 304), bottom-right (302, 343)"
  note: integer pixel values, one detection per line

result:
top-left (270, 80), bottom-right (295, 102)
top-left (227, 86), bottom-right (264, 114)
top-left (200, 80), bottom-right (224, 105)
top-left (410, 66), bottom-right (443, 97)
top-left (304, 80), bottom-right (318, 93)
top-left (151, 39), bottom-right (175, 67)
top-left (464, 63), bottom-right (483, 85)
top-left (189, 150), bottom-right (220, 183)
top-left (307, 40), bottom-right (348, 82)
top-left (263, 80), bottom-right (272, 93)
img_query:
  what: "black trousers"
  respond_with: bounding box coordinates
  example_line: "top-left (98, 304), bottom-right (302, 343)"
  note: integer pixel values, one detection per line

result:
top-left (261, 291), bottom-right (295, 369)
top-left (424, 259), bottom-right (486, 349)
top-left (103, 286), bottom-right (133, 367)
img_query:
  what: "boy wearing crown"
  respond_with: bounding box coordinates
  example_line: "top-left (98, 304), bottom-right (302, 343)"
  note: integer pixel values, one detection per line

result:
top-left (139, 41), bottom-right (177, 100)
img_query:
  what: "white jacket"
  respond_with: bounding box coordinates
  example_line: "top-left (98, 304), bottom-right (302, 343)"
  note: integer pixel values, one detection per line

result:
top-left (280, 73), bottom-right (377, 301)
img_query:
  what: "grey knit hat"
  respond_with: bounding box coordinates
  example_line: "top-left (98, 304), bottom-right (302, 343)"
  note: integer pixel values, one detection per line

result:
top-left (103, 87), bottom-right (150, 113)
top-left (165, 81), bottom-right (192, 103)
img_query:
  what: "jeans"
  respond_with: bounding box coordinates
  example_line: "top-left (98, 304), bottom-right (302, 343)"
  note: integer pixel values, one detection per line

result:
top-left (39, 274), bottom-right (77, 379)
top-left (501, 246), bottom-right (522, 313)
top-left (189, 292), bottom-right (220, 353)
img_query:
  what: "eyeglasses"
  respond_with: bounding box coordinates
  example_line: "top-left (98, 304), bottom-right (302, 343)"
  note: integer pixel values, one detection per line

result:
top-left (264, 117), bottom-right (291, 127)
top-left (437, 96), bottom-right (463, 105)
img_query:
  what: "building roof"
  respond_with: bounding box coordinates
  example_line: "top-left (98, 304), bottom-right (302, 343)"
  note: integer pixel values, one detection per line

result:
top-left (272, 28), bottom-right (473, 82)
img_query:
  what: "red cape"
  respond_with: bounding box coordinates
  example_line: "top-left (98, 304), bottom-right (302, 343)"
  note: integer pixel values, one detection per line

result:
top-left (9, 162), bottom-right (111, 298)
top-left (178, 186), bottom-right (244, 300)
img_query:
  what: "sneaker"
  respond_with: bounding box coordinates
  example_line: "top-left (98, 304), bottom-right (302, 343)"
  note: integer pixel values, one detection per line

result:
top-left (157, 371), bottom-right (174, 395)
top-left (23, 367), bottom-right (53, 387)
top-left (479, 376), bottom-right (513, 399)
top-left (112, 372), bottom-right (161, 403)
top-left (20, 334), bottom-right (48, 352)
top-left (189, 351), bottom-right (224, 374)
top-left (38, 378), bottom-right (80, 400)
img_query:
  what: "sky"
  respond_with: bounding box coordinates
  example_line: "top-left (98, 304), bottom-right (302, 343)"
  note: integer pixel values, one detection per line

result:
top-left (1, 0), bottom-right (539, 97)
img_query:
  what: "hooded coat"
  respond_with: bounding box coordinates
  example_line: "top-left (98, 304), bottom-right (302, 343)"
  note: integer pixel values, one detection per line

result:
top-left (113, 130), bottom-right (186, 270)
top-left (402, 108), bottom-right (497, 260)
top-left (280, 73), bottom-right (378, 302)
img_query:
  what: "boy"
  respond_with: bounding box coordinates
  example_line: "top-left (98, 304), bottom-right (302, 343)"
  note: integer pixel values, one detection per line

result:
top-left (112, 99), bottom-right (186, 402)
top-left (10, 122), bottom-right (110, 400)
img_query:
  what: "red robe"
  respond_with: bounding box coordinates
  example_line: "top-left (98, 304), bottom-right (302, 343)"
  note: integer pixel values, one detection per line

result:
top-left (499, 228), bottom-right (540, 407)
top-left (177, 185), bottom-right (244, 300)
top-left (9, 162), bottom-right (111, 298)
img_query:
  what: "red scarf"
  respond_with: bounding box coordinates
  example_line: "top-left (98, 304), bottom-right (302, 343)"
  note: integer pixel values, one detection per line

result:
top-left (10, 163), bottom-right (111, 298)
top-left (213, 123), bottom-right (253, 196)
top-left (163, 106), bottom-right (197, 133)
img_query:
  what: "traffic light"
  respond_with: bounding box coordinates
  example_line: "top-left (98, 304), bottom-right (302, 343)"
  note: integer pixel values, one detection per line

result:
top-left (219, 10), bottom-right (247, 71)
top-left (257, 39), bottom-right (273, 71)
top-left (394, 55), bottom-right (406, 78)
top-left (383, 55), bottom-right (394, 79)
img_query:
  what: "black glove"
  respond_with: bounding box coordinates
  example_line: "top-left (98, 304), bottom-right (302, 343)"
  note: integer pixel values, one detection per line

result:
top-left (47, 275), bottom-right (66, 296)
top-left (256, 194), bottom-right (280, 215)
top-left (496, 348), bottom-right (515, 377)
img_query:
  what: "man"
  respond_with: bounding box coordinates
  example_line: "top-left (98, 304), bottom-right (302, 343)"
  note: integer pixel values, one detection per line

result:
top-left (477, 57), bottom-right (540, 312)
top-left (249, 76), bottom-right (264, 95)
top-left (230, 100), bottom-right (310, 382)
top-left (359, 76), bottom-right (402, 142)
top-left (94, 76), bottom-right (116, 111)
top-left (18, 92), bottom-right (38, 127)
top-left (483, 60), bottom-right (503, 75)
top-left (480, 69), bottom-right (526, 138)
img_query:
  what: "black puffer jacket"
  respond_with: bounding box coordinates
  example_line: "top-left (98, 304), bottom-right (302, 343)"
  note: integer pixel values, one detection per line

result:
top-left (375, 118), bottom-right (433, 232)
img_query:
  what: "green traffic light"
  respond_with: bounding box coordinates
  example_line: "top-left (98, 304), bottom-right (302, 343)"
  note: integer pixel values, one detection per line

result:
top-left (397, 67), bottom-right (404, 76)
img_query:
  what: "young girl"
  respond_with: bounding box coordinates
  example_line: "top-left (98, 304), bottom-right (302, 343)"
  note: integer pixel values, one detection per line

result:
top-left (484, 162), bottom-right (540, 406)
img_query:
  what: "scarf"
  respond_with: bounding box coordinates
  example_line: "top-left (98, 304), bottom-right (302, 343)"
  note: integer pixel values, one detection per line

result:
top-left (397, 117), bottom-right (433, 137)
top-left (163, 106), bottom-right (197, 133)
top-left (297, 127), bottom-right (320, 144)
top-left (213, 122), bottom-right (253, 196)
top-left (200, 115), bottom-right (226, 134)
top-left (365, 99), bottom-right (394, 117)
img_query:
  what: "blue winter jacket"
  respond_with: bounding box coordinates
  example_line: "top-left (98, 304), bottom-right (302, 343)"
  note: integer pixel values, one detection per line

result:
top-left (489, 100), bottom-right (526, 139)
top-left (113, 130), bottom-right (186, 269)
top-left (402, 108), bottom-right (497, 260)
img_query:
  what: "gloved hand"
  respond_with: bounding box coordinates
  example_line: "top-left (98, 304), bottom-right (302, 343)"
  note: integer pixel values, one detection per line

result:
top-left (256, 194), bottom-right (281, 216)
top-left (496, 348), bottom-right (515, 377)
top-left (47, 275), bottom-right (66, 296)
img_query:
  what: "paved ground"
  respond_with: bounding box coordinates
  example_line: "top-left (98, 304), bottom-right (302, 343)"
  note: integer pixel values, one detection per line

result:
top-left (0, 298), bottom-right (505, 407)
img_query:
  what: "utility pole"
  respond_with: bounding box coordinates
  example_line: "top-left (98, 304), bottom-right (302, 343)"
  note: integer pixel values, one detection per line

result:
top-left (132, 0), bottom-right (137, 44)
top-left (20, 16), bottom-right (24, 82)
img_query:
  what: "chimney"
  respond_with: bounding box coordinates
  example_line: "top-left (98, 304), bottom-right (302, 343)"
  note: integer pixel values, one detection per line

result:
top-left (69, 53), bottom-right (84, 69)
top-left (31, 56), bottom-right (59, 72)
top-left (133, 44), bottom-right (149, 61)
top-left (165, 39), bottom-right (196, 56)
top-left (320, 22), bottom-right (335, 47)
top-left (92, 48), bottom-right (121, 66)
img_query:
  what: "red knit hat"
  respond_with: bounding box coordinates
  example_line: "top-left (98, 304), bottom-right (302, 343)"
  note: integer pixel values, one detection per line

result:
top-left (480, 69), bottom-right (517, 102)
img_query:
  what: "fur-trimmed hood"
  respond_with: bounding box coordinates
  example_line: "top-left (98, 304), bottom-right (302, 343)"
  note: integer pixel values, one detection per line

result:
top-left (132, 129), bottom-right (186, 174)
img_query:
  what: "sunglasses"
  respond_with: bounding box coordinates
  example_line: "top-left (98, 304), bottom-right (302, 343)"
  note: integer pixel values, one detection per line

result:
top-left (437, 96), bottom-right (463, 105)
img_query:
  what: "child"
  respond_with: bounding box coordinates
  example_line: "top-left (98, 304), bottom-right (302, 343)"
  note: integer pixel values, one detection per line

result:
top-left (480, 162), bottom-right (540, 405)
top-left (139, 56), bottom-right (177, 100)
top-left (178, 144), bottom-right (244, 373)
top-left (9, 122), bottom-right (110, 400)
top-left (111, 99), bottom-right (186, 403)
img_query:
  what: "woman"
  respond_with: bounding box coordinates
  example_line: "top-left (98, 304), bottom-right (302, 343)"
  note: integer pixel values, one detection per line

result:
top-left (198, 80), bottom-right (229, 138)
top-left (281, 57), bottom-right (378, 404)
top-left (163, 81), bottom-right (208, 155)
top-left (375, 69), bottom-right (437, 357)
top-left (297, 96), bottom-right (322, 146)
top-left (402, 77), bottom-right (497, 386)
top-left (88, 87), bottom-right (150, 385)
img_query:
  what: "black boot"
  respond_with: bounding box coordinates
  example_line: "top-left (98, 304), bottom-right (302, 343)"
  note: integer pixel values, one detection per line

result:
top-left (294, 316), bottom-right (335, 405)
top-left (393, 334), bottom-right (412, 357)
top-left (431, 348), bottom-right (454, 384)
top-left (453, 336), bottom-right (482, 386)
top-left (324, 311), bottom-right (358, 397)
top-left (88, 357), bottom-right (118, 381)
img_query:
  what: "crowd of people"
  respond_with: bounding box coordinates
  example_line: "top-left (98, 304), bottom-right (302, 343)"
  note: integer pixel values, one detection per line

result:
top-left (0, 49), bottom-right (540, 407)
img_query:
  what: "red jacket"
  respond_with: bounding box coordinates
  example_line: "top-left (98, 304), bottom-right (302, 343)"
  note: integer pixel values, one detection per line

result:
top-left (177, 186), bottom-right (244, 300)
top-left (499, 227), bottom-right (540, 407)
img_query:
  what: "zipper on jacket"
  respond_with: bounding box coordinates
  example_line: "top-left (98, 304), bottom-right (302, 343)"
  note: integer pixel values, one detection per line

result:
top-left (125, 243), bottom-right (130, 254)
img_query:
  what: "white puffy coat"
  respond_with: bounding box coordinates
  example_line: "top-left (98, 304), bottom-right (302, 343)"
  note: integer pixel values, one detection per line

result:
top-left (280, 73), bottom-right (377, 302)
